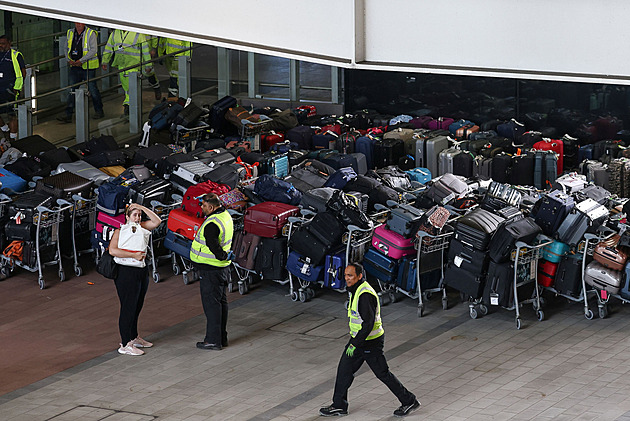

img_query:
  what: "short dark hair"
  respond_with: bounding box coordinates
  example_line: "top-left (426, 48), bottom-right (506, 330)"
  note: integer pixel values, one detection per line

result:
top-left (202, 193), bottom-right (221, 207)
top-left (346, 262), bottom-right (364, 277)
top-left (0, 35), bottom-right (10, 42)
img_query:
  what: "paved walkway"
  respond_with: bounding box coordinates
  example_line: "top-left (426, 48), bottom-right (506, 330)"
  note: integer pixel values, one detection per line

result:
top-left (3, 276), bottom-right (630, 420)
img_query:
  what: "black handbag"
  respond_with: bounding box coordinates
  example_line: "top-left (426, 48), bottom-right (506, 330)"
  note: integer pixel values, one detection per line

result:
top-left (97, 250), bottom-right (118, 280)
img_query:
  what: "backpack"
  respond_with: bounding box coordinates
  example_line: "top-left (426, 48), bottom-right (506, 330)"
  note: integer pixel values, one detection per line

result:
top-left (253, 174), bottom-right (302, 205)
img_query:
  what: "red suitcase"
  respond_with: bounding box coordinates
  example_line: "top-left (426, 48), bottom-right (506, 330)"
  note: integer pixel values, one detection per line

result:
top-left (167, 208), bottom-right (205, 241)
top-left (538, 259), bottom-right (558, 287)
top-left (261, 132), bottom-right (285, 152)
top-left (533, 139), bottom-right (564, 175)
top-left (181, 180), bottom-right (231, 218)
top-left (244, 201), bottom-right (299, 238)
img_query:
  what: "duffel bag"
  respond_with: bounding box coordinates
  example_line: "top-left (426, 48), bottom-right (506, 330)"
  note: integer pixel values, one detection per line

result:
top-left (254, 174), bottom-right (302, 205)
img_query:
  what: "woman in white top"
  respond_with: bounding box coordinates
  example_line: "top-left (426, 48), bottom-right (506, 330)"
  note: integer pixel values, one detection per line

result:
top-left (109, 203), bottom-right (161, 356)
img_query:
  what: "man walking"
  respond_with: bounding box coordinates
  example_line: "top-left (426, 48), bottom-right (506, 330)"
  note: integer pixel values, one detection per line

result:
top-left (158, 37), bottom-right (191, 97)
top-left (190, 193), bottom-right (233, 351)
top-left (0, 35), bottom-right (25, 141)
top-left (320, 263), bottom-right (420, 417)
top-left (57, 22), bottom-right (104, 122)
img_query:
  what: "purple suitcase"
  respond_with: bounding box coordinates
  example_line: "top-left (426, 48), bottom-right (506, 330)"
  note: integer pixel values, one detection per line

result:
top-left (427, 117), bottom-right (455, 131)
top-left (371, 225), bottom-right (415, 259)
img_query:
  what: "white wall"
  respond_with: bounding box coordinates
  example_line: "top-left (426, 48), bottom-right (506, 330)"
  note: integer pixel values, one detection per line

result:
top-left (3, 0), bottom-right (630, 84)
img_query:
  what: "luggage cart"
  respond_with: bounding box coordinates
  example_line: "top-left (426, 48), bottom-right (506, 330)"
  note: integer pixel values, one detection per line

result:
top-left (173, 122), bottom-right (213, 152)
top-left (583, 229), bottom-right (619, 319)
top-left (1, 199), bottom-right (73, 289)
top-left (148, 195), bottom-right (182, 283)
top-left (227, 210), bottom-right (263, 295)
top-left (475, 237), bottom-right (553, 329)
top-left (241, 120), bottom-right (272, 151)
top-left (70, 194), bottom-right (97, 277)
top-left (415, 228), bottom-right (455, 317)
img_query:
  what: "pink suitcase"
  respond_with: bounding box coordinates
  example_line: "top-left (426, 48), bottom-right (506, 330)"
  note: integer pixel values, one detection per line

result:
top-left (96, 212), bottom-right (126, 241)
top-left (371, 225), bottom-right (415, 259)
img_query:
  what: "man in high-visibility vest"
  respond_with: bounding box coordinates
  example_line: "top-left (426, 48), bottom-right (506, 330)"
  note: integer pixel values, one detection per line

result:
top-left (144, 34), bottom-right (162, 100)
top-left (101, 29), bottom-right (152, 117)
top-left (0, 34), bottom-right (25, 141)
top-left (57, 23), bottom-right (104, 123)
top-left (158, 37), bottom-right (191, 97)
top-left (190, 193), bottom-right (233, 351)
top-left (320, 263), bottom-right (420, 418)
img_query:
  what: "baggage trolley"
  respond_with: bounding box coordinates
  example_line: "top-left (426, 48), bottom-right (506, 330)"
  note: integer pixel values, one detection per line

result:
top-left (241, 120), bottom-right (272, 151)
top-left (475, 237), bottom-right (553, 329)
top-left (173, 122), bottom-right (212, 152)
top-left (168, 232), bottom-right (199, 285)
top-left (148, 195), bottom-right (182, 283)
top-left (415, 228), bottom-right (455, 317)
top-left (1, 199), bottom-right (73, 289)
top-left (228, 210), bottom-right (264, 295)
top-left (70, 194), bottom-right (97, 277)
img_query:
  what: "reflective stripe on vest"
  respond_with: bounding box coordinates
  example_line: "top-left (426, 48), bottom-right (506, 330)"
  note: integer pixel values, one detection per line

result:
top-left (190, 210), bottom-right (233, 267)
top-left (161, 38), bottom-right (191, 56)
top-left (348, 281), bottom-right (384, 340)
top-left (66, 28), bottom-right (99, 69)
top-left (10, 50), bottom-right (23, 91)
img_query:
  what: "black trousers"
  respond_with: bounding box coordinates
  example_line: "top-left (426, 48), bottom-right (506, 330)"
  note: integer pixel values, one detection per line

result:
top-left (114, 265), bottom-right (149, 345)
top-left (198, 265), bottom-right (229, 345)
top-left (332, 336), bottom-right (415, 411)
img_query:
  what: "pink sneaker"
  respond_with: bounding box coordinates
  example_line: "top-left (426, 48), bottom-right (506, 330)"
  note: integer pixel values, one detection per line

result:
top-left (131, 337), bottom-right (153, 348)
top-left (118, 342), bottom-right (144, 356)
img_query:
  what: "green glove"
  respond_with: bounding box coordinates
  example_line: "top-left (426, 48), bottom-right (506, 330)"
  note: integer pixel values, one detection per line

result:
top-left (345, 344), bottom-right (356, 357)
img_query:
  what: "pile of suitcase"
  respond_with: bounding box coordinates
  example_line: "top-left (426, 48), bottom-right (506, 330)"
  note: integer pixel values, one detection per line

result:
top-left (4, 94), bottom-right (630, 328)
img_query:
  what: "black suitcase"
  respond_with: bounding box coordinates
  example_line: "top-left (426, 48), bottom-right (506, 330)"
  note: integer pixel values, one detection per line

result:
top-left (453, 152), bottom-right (473, 178)
top-left (300, 187), bottom-right (337, 213)
top-left (255, 237), bottom-right (288, 280)
top-left (5, 220), bottom-right (36, 241)
top-left (39, 148), bottom-right (73, 168)
top-left (12, 135), bottom-right (56, 156)
top-left (320, 153), bottom-right (357, 171)
top-left (155, 152), bottom-right (195, 177)
top-left (209, 95), bottom-right (237, 131)
top-left (22, 241), bottom-right (57, 267)
top-left (443, 263), bottom-right (486, 299)
top-left (448, 237), bottom-right (489, 275)
top-left (374, 138), bottom-right (404, 168)
top-left (386, 203), bottom-right (424, 239)
top-left (35, 172), bottom-right (94, 200)
top-left (66, 142), bottom-right (90, 161)
top-left (128, 179), bottom-right (172, 206)
top-left (284, 166), bottom-right (330, 192)
top-left (455, 208), bottom-right (505, 251)
top-left (510, 153), bottom-right (534, 186)
top-left (87, 135), bottom-right (119, 153)
top-left (202, 163), bottom-right (244, 190)
top-left (491, 154), bottom-right (512, 183)
top-left (83, 150), bottom-right (126, 168)
top-left (288, 212), bottom-right (344, 265)
top-left (4, 156), bottom-right (51, 180)
top-left (192, 147), bottom-right (235, 167)
top-left (554, 254), bottom-right (583, 298)
top-left (487, 217), bottom-right (541, 263)
top-left (483, 260), bottom-right (514, 308)
top-left (9, 192), bottom-right (54, 223)
top-left (133, 144), bottom-right (172, 169)
top-left (172, 101), bottom-right (205, 128)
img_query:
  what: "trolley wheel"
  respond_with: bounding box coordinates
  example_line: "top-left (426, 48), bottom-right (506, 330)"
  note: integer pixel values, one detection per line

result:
top-left (299, 290), bottom-right (307, 303)
top-left (536, 309), bottom-right (545, 322)
top-left (38, 278), bottom-right (46, 290)
top-left (585, 309), bottom-right (594, 320)
top-left (58, 270), bottom-right (65, 282)
top-left (182, 272), bottom-right (190, 285)
top-left (516, 318), bottom-right (522, 330)
top-left (172, 264), bottom-right (181, 276)
top-left (0, 266), bottom-right (9, 278)
top-left (417, 305), bottom-right (424, 318)
top-left (153, 272), bottom-right (160, 283)
top-left (306, 288), bottom-right (316, 300)
top-left (379, 294), bottom-right (390, 307)
top-left (388, 291), bottom-right (397, 304)
top-left (423, 291), bottom-right (432, 301)
top-left (442, 298), bottom-right (448, 311)
top-left (479, 304), bottom-right (489, 316)
top-left (599, 305), bottom-right (608, 319)
top-left (227, 282), bottom-right (235, 293)
top-left (74, 266), bottom-right (83, 277)
top-left (291, 291), bottom-right (299, 302)
top-left (239, 282), bottom-right (247, 295)
top-left (469, 307), bottom-right (478, 319)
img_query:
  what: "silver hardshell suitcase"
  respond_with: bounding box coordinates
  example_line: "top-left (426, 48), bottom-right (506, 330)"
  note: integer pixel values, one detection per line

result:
top-left (416, 135), bottom-right (448, 178)
top-left (438, 148), bottom-right (461, 176)
top-left (172, 160), bottom-right (213, 185)
top-left (584, 261), bottom-right (622, 294)
top-left (55, 161), bottom-right (110, 186)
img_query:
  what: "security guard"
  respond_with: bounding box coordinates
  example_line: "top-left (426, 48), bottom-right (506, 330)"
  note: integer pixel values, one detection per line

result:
top-left (57, 23), bottom-right (104, 123)
top-left (320, 263), bottom-right (420, 417)
top-left (158, 37), bottom-right (191, 97)
top-left (101, 30), bottom-right (152, 117)
top-left (190, 193), bottom-right (233, 351)
top-left (0, 34), bottom-right (25, 141)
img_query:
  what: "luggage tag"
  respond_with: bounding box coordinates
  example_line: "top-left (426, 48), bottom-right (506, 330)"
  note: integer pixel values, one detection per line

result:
top-left (453, 255), bottom-right (463, 268)
top-left (490, 293), bottom-right (499, 306)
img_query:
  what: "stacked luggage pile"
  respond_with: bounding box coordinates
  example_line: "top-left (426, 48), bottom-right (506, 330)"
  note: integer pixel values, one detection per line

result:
top-left (4, 96), bottom-right (630, 329)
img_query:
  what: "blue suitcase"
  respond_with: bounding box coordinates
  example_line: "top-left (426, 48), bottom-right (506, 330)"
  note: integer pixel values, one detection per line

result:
top-left (0, 167), bottom-right (27, 194)
top-left (362, 247), bottom-right (399, 284)
top-left (287, 250), bottom-right (324, 283)
top-left (164, 230), bottom-right (192, 258)
top-left (263, 154), bottom-right (289, 178)
top-left (312, 133), bottom-right (336, 150)
top-left (578, 144), bottom-right (594, 162)
top-left (324, 252), bottom-right (346, 289)
top-left (90, 230), bottom-right (109, 253)
top-left (405, 167), bottom-right (431, 184)
top-left (541, 239), bottom-right (570, 263)
top-left (534, 190), bottom-right (574, 236)
top-left (355, 135), bottom-right (376, 170)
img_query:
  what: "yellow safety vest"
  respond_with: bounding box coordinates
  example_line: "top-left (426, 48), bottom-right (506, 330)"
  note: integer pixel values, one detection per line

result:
top-left (66, 27), bottom-right (99, 70)
top-left (102, 30), bottom-right (151, 69)
top-left (190, 210), bottom-right (233, 267)
top-left (9, 49), bottom-right (23, 91)
top-left (159, 38), bottom-right (192, 57)
top-left (348, 281), bottom-right (384, 340)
